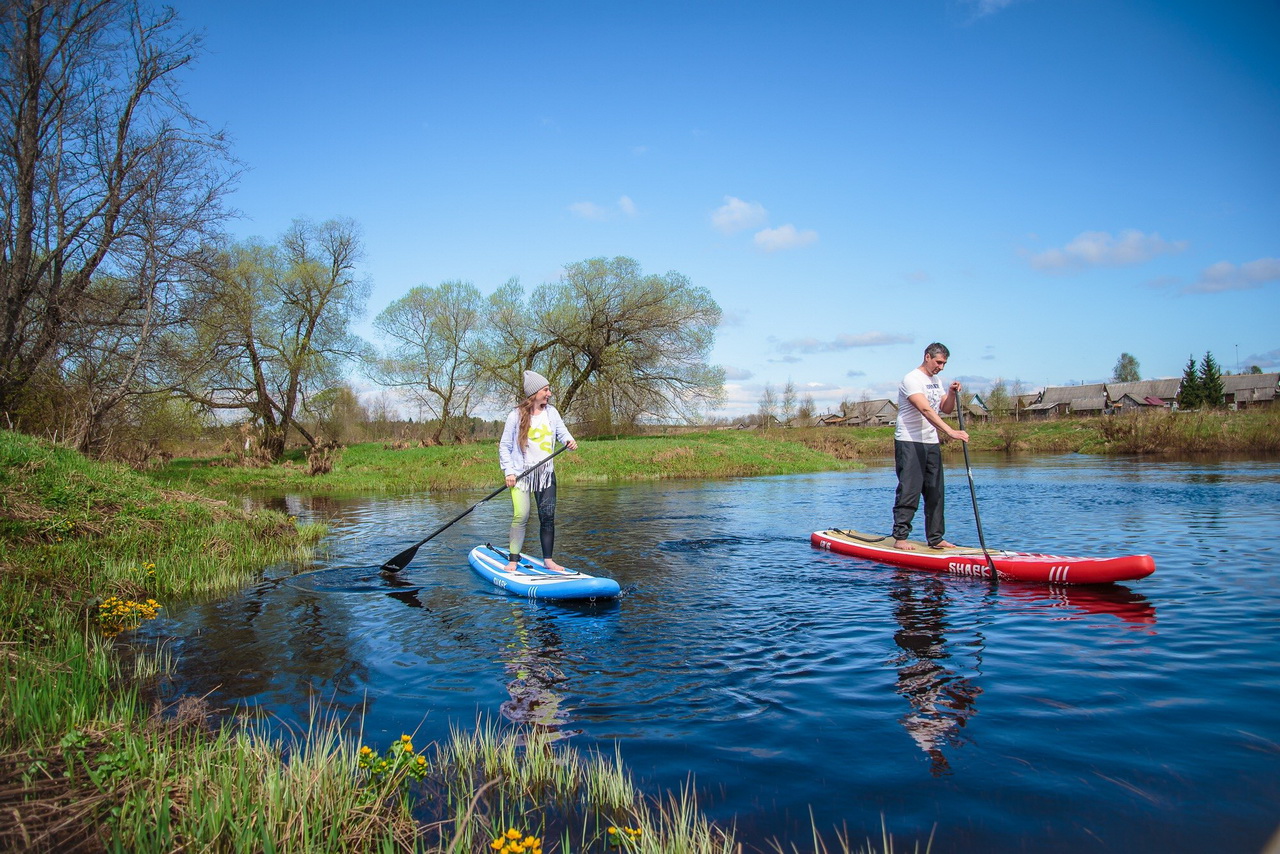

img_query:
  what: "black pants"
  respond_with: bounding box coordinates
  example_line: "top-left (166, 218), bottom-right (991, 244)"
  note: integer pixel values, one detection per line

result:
top-left (892, 440), bottom-right (945, 546)
top-left (509, 476), bottom-right (558, 559)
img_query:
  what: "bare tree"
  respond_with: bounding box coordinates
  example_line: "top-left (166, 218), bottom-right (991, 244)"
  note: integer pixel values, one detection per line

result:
top-left (0, 0), bottom-right (234, 420)
top-left (780, 379), bottom-right (797, 426)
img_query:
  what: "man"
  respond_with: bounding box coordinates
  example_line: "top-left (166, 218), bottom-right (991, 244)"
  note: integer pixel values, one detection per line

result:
top-left (892, 343), bottom-right (969, 550)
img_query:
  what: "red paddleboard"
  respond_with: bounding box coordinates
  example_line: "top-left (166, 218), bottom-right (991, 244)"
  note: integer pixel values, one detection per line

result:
top-left (811, 528), bottom-right (1155, 585)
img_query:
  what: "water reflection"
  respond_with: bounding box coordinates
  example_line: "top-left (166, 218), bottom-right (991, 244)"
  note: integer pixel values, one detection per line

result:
top-left (886, 573), bottom-right (982, 776)
top-left (999, 583), bottom-right (1157, 629)
top-left (495, 606), bottom-right (574, 736)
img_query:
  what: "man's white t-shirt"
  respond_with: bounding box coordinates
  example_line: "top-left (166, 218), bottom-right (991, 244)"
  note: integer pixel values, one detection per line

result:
top-left (895, 368), bottom-right (944, 444)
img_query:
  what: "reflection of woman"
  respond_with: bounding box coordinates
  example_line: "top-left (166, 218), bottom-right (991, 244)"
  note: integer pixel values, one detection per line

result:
top-left (501, 607), bottom-right (569, 733)
top-left (498, 370), bottom-right (577, 574)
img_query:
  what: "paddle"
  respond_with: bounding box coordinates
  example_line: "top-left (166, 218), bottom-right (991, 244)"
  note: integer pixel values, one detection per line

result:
top-left (380, 444), bottom-right (569, 573)
top-left (954, 398), bottom-right (998, 586)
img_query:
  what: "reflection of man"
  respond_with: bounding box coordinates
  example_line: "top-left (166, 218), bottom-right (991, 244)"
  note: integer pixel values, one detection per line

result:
top-left (889, 577), bottom-right (982, 777)
top-left (893, 343), bottom-right (969, 550)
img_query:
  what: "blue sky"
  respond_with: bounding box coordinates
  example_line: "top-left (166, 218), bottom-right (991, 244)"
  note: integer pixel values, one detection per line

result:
top-left (169, 0), bottom-right (1279, 417)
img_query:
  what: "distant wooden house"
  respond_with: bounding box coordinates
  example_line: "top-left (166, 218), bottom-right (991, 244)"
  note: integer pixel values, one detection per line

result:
top-left (1013, 393), bottom-right (1040, 419)
top-left (1105, 379), bottom-right (1181, 411)
top-left (1024, 383), bottom-right (1107, 418)
top-left (817, 413), bottom-right (851, 427)
top-left (1070, 396), bottom-right (1108, 416)
top-left (1223, 372), bottom-right (1279, 409)
top-left (844, 398), bottom-right (898, 427)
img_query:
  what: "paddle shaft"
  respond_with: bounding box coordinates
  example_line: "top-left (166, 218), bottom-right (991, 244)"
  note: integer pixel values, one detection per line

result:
top-left (380, 444), bottom-right (569, 573)
top-left (954, 403), bottom-right (998, 586)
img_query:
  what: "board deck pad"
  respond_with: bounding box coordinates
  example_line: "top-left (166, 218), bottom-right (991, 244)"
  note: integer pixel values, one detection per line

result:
top-left (467, 544), bottom-right (621, 600)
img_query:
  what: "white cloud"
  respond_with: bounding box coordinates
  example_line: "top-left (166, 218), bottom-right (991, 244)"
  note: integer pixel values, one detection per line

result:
top-left (1183, 257), bottom-right (1280, 294)
top-left (569, 201), bottom-right (608, 221)
top-left (777, 331), bottom-right (913, 354)
top-left (569, 197), bottom-right (639, 220)
top-left (966, 0), bottom-right (1022, 16)
top-left (712, 196), bottom-right (768, 235)
top-left (754, 224), bottom-right (819, 252)
top-left (1029, 229), bottom-right (1187, 272)
top-left (721, 365), bottom-right (754, 381)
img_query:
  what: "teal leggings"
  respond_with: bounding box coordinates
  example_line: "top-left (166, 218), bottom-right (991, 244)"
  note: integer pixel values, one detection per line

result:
top-left (509, 477), bottom-right (557, 560)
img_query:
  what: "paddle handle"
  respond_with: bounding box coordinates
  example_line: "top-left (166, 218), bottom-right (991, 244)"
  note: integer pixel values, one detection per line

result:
top-left (955, 403), bottom-right (998, 586)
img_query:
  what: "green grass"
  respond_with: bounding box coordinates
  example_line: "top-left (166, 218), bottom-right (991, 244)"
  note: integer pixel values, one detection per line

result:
top-left (147, 430), bottom-right (867, 498)
top-left (1, 430), bottom-right (822, 852)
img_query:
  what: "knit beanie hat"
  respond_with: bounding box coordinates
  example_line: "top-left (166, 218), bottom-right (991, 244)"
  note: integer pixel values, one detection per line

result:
top-left (523, 370), bottom-right (550, 398)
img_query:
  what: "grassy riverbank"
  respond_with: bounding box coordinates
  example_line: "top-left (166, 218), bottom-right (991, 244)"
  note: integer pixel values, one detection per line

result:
top-left (147, 408), bottom-right (1280, 500)
top-left (5, 429), bottom-right (918, 853)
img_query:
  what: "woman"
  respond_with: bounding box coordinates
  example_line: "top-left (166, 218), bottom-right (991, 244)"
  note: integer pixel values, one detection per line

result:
top-left (498, 370), bottom-right (577, 573)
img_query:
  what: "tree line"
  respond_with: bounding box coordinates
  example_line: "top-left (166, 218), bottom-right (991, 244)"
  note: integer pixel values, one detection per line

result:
top-left (0, 0), bottom-right (724, 461)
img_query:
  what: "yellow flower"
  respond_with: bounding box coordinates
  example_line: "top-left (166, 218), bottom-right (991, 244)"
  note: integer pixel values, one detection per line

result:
top-left (360, 745), bottom-right (373, 755)
top-left (490, 839), bottom-right (504, 850)
top-left (608, 827), bottom-right (618, 835)
top-left (506, 829), bottom-right (522, 840)
top-left (400, 734), bottom-right (412, 742)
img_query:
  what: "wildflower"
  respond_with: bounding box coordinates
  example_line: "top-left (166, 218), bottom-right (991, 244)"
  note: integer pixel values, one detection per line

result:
top-left (506, 829), bottom-right (522, 840)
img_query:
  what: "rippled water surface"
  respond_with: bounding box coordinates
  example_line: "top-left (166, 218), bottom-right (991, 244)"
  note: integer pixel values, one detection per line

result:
top-left (137, 455), bottom-right (1280, 852)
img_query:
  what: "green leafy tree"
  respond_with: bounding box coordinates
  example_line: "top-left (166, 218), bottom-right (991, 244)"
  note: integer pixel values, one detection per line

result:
top-left (1199, 351), bottom-right (1224, 408)
top-left (1112, 353), bottom-right (1141, 383)
top-left (185, 218), bottom-right (370, 460)
top-left (531, 257), bottom-right (724, 431)
top-left (370, 280), bottom-right (485, 443)
top-left (1177, 355), bottom-right (1202, 409)
top-left (985, 378), bottom-right (1012, 418)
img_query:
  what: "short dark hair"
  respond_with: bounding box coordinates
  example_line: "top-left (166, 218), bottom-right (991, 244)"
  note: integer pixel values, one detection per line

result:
top-left (924, 342), bottom-right (950, 359)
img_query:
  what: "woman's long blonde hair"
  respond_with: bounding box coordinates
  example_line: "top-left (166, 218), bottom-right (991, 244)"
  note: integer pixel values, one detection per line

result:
top-left (516, 395), bottom-right (536, 452)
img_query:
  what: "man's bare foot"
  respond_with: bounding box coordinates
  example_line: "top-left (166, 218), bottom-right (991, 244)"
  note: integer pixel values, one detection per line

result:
top-left (930, 540), bottom-right (957, 549)
top-left (543, 558), bottom-right (568, 574)
top-left (505, 560), bottom-right (519, 573)
top-left (894, 540), bottom-right (918, 551)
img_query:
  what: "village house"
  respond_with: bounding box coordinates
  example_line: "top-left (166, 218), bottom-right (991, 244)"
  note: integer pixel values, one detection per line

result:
top-left (1223, 372), bottom-right (1279, 409)
top-left (1023, 383), bottom-right (1107, 418)
top-left (1105, 378), bottom-right (1181, 412)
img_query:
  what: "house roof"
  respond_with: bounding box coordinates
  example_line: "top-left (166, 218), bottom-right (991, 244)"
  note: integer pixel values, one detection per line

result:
top-left (1223, 372), bottom-right (1280, 393)
top-left (1070, 397), bottom-right (1107, 412)
top-left (1105, 378), bottom-right (1181, 401)
top-left (1037, 383), bottom-right (1107, 405)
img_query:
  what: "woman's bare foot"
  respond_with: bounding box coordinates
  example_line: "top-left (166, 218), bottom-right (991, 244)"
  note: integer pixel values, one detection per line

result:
top-left (543, 558), bottom-right (568, 574)
top-left (894, 540), bottom-right (918, 551)
top-left (505, 560), bottom-right (519, 572)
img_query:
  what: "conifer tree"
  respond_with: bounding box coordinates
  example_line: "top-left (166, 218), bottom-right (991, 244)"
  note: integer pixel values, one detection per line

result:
top-left (1199, 351), bottom-right (1224, 408)
top-left (1178, 355), bottom-right (1202, 409)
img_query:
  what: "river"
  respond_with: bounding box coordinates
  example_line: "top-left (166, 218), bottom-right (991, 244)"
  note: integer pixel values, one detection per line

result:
top-left (134, 454), bottom-right (1280, 852)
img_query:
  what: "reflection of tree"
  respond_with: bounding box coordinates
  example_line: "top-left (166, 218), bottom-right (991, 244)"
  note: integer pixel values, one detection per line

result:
top-left (886, 575), bottom-right (981, 776)
top-left (497, 606), bottom-right (574, 737)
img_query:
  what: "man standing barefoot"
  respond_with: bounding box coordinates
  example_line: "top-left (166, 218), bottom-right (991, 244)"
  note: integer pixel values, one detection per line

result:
top-left (892, 343), bottom-right (969, 551)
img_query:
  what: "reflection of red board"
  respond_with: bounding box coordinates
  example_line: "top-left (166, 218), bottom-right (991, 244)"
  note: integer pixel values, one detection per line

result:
top-left (811, 529), bottom-right (1156, 585)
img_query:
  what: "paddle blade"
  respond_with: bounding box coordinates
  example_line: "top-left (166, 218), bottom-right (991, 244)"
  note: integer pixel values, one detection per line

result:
top-left (381, 544), bottom-right (419, 574)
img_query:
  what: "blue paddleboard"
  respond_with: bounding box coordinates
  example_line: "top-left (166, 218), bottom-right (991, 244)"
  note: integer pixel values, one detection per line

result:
top-left (467, 544), bottom-right (620, 600)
